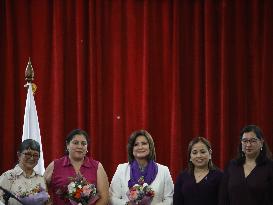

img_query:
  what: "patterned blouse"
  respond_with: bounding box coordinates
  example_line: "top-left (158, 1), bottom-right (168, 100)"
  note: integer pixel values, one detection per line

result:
top-left (0, 164), bottom-right (47, 205)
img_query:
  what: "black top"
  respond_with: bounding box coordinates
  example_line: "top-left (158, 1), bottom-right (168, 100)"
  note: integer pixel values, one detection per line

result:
top-left (173, 169), bottom-right (223, 205)
top-left (218, 159), bottom-right (273, 205)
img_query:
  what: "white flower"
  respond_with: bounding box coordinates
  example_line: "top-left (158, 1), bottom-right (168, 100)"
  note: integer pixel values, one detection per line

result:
top-left (143, 183), bottom-right (148, 187)
top-left (68, 182), bottom-right (76, 193)
top-left (68, 182), bottom-right (76, 187)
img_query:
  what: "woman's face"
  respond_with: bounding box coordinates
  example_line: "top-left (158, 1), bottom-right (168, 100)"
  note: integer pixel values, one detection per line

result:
top-left (190, 141), bottom-right (211, 169)
top-left (67, 134), bottom-right (88, 160)
top-left (18, 148), bottom-right (40, 171)
top-left (241, 131), bottom-right (263, 158)
top-left (133, 135), bottom-right (150, 161)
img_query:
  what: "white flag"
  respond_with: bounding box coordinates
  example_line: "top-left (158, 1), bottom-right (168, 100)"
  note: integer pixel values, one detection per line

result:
top-left (22, 83), bottom-right (45, 175)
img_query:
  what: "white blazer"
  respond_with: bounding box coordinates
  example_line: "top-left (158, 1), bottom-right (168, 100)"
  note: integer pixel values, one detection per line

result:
top-left (109, 162), bottom-right (174, 205)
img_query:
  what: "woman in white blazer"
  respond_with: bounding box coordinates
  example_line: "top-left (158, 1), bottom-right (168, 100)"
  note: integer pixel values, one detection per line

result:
top-left (109, 130), bottom-right (174, 205)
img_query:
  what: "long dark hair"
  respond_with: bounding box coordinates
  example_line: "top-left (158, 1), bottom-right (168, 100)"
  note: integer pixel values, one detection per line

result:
top-left (235, 125), bottom-right (272, 165)
top-left (187, 136), bottom-right (217, 174)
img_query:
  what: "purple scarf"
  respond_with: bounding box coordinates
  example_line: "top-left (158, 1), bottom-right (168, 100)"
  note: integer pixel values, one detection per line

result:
top-left (128, 160), bottom-right (158, 188)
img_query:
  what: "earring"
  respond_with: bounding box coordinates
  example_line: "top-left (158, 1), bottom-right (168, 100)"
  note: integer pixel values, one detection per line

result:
top-left (261, 147), bottom-right (263, 151)
top-left (86, 150), bottom-right (88, 153)
top-left (241, 151), bottom-right (245, 157)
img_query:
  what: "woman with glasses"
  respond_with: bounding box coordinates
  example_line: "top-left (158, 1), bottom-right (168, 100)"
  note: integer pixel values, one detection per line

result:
top-left (0, 139), bottom-right (49, 205)
top-left (219, 125), bottom-right (273, 205)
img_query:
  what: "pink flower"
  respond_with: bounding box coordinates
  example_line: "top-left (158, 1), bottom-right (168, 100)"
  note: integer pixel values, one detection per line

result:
top-left (82, 185), bottom-right (92, 196)
top-left (126, 177), bottom-right (155, 205)
top-left (129, 189), bottom-right (138, 200)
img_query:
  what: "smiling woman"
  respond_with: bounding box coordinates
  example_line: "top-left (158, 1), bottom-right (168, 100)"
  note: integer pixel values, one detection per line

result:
top-left (109, 130), bottom-right (174, 205)
top-left (0, 139), bottom-right (49, 205)
top-left (219, 125), bottom-right (273, 205)
top-left (44, 129), bottom-right (109, 205)
top-left (173, 137), bottom-right (223, 205)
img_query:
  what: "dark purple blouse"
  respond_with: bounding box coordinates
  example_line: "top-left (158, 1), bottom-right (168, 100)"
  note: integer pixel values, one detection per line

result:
top-left (218, 159), bottom-right (273, 205)
top-left (174, 169), bottom-right (223, 205)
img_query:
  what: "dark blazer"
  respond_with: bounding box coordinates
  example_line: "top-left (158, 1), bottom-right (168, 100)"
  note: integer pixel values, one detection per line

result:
top-left (218, 159), bottom-right (273, 205)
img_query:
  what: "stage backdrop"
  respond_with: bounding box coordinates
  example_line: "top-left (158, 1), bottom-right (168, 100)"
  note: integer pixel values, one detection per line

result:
top-left (0, 0), bottom-right (273, 180)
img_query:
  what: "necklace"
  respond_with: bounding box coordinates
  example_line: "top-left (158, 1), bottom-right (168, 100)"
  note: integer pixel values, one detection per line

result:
top-left (139, 166), bottom-right (146, 172)
top-left (194, 169), bottom-right (209, 182)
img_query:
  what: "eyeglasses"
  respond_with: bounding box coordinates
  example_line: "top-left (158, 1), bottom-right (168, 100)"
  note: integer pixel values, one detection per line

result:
top-left (22, 152), bottom-right (40, 160)
top-left (241, 138), bottom-right (259, 145)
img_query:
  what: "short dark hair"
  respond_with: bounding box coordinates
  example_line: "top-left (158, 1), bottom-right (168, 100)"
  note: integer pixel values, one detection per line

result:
top-left (19, 139), bottom-right (40, 153)
top-left (187, 136), bottom-right (216, 173)
top-left (236, 124), bottom-right (272, 165)
top-left (127, 130), bottom-right (156, 163)
top-left (65, 129), bottom-right (90, 154)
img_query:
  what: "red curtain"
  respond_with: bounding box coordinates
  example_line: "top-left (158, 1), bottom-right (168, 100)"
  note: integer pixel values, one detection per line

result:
top-left (0, 0), bottom-right (273, 180)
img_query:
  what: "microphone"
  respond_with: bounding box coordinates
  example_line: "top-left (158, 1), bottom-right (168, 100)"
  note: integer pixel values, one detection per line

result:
top-left (0, 186), bottom-right (26, 205)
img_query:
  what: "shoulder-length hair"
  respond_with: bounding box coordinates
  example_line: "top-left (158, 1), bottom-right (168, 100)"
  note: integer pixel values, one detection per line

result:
top-left (235, 125), bottom-right (272, 165)
top-left (127, 130), bottom-right (156, 163)
top-left (187, 136), bottom-right (217, 174)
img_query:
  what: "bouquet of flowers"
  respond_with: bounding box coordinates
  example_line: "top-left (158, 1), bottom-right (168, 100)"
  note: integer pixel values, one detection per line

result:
top-left (126, 176), bottom-right (155, 205)
top-left (17, 184), bottom-right (49, 205)
top-left (57, 174), bottom-right (99, 205)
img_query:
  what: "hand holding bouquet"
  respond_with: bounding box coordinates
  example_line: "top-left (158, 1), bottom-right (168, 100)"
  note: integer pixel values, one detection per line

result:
top-left (17, 184), bottom-right (49, 205)
top-left (57, 174), bottom-right (99, 205)
top-left (126, 176), bottom-right (155, 205)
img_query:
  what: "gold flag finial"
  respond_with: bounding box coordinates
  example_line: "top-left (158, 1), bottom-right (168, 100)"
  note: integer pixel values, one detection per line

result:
top-left (24, 58), bottom-right (37, 94)
top-left (25, 57), bottom-right (34, 83)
